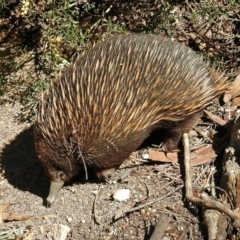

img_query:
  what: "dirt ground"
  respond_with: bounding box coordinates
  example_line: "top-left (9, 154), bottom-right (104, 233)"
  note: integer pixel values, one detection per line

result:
top-left (0, 102), bottom-right (208, 239)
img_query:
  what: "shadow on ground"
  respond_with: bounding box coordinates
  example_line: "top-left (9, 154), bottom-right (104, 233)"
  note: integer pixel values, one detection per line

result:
top-left (1, 125), bottom-right (49, 201)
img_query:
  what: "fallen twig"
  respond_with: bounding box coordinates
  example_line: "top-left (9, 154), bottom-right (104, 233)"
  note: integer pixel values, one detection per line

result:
top-left (204, 110), bottom-right (227, 126)
top-left (114, 184), bottom-right (183, 221)
top-left (125, 185), bottom-right (183, 214)
top-left (193, 126), bottom-right (212, 143)
top-left (93, 184), bottom-right (102, 225)
top-left (149, 214), bottom-right (170, 240)
top-left (137, 179), bottom-right (176, 203)
top-left (183, 133), bottom-right (240, 229)
top-left (177, 226), bottom-right (190, 240)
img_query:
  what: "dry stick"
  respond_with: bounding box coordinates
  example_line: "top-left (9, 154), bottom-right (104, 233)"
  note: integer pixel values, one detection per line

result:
top-left (193, 164), bottom-right (209, 184)
top-left (149, 214), bottom-right (170, 240)
top-left (193, 126), bottom-right (212, 143)
top-left (183, 133), bottom-right (240, 229)
top-left (125, 185), bottom-right (183, 214)
top-left (137, 179), bottom-right (176, 203)
top-left (114, 185), bottom-right (183, 221)
top-left (204, 110), bottom-right (227, 126)
top-left (90, 5), bottom-right (112, 32)
top-left (177, 226), bottom-right (190, 240)
top-left (93, 184), bottom-right (102, 225)
top-left (205, 186), bottom-right (234, 210)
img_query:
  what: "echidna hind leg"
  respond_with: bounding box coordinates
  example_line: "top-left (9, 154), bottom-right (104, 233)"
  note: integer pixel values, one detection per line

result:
top-left (163, 112), bottom-right (201, 152)
top-left (95, 167), bottom-right (117, 181)
top-left (46, 181), bottom-right (64, 207)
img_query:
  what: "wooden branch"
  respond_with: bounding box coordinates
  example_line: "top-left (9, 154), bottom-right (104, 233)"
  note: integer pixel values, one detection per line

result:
top-left (204, 110), bottom-right (227, 126)
top-left (183, 133), bottom-right (240, 229)
top-left (149, 214), bottom-right (170, 240)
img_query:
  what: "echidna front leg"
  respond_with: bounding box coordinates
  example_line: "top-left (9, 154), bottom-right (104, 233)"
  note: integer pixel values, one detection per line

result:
top-left (95, 161), bottom-right (126, 182)
top-left (46, 181), bottom-right (64, 207)
top-left (163, 112), bottom-right (201, 152)
top-left (95, 167), bottom-right (118, 182)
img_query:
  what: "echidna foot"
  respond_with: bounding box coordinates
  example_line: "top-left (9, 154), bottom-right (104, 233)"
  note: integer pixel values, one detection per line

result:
top-left (96, 168), bottom-right (117, 183)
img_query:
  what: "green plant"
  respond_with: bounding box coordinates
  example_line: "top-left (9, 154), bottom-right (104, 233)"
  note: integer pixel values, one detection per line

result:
top-left (82, 2), bottom-right (95, 12)
top-left (103, 19), bottom-right (126, 34)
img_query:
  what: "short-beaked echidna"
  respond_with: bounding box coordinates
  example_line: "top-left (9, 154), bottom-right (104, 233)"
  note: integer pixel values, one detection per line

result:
top-left (34, 34), bottom-right (228, 206)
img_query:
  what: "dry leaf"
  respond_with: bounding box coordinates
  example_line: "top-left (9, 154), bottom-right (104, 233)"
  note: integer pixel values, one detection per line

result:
top-left (148, 146), bottom-right (217, 167)
top-left (232, 96), bottom-right (240, 107)
top-left (224, 74), bottom-right (240, 103)
top-left (234, 208), bottom-right (240, 218)
top-left (235, 212), bottom-right (240, 218)
top-left (0, 203), bottom-right (30, 223)
top-left (0, 204), bottom-right (10, 225)
top-left (148, 149), bottom-right (178, 163)
top-left (3, 213), bottom-right (30, 222)
top-left (204, 110), bottom-right (227, 126)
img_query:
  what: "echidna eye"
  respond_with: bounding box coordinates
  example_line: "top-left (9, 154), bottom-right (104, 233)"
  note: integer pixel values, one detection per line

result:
top-left (58, 172), bottom-right (64, 178)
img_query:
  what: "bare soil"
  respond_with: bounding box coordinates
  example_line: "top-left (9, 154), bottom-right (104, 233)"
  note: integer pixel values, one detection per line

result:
top-left (0, 103), bottom-right (206, 240)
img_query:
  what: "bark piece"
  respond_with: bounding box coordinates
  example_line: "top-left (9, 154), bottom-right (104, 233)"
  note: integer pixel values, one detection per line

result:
top-left (220, 117), bottom-right (240, 209)
top-left (149, 214), bottom-right (170, 240)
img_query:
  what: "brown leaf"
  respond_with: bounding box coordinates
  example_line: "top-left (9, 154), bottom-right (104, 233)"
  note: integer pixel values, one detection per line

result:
top-left (204, 110), bottom-right (227, 126)
top-left (234, 210), bottom-right (240, 219)
top-left (0, 204), bottom-right (30, 223)
top-left (192, 189), bottom-right (199, 198)
top-left (148, 149), bottom-right (178, 163)
top-left (232, 96), bottom-right (240, 107)
top-left (224, 74), bottom-right (240, 103)
top-left (148, 146), bottom-right (217, 167)
top-left (3, 213), bottom-right (30, 222)
top-left (0, 203), bottom-right (10, 225)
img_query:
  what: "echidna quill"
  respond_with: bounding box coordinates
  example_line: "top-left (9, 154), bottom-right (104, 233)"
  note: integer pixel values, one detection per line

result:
top-left (34, 34), bottom-right (228, 207)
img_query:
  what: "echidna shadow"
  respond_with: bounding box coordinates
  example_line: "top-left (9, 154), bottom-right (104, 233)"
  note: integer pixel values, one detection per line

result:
top-left (0, 126), bottom-right (49, 199)
top-left (0, 125), bottom-right (115, 199)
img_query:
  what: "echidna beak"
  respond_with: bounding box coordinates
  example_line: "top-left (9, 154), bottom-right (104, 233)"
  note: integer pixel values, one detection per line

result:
top-left (46, 181), bottom-right (64, 207)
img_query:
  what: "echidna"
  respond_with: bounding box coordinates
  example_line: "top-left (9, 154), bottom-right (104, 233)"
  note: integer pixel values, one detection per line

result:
top-left (34, 34), bottom-right (228, 207)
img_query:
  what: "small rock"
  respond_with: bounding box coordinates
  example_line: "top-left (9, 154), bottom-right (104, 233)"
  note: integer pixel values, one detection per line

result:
top-left (47, 223), bottom-right (70, 240)
top-left (113, 189), bottom-right (130, 201)
top-left (66, 216), bottom-right (72, 223)
top-left (162, 237), bottom-right (172, 240)
top-left (91, 190), bottom-right (98, 195)
top-left (142, 153), bottom-right (149, 159)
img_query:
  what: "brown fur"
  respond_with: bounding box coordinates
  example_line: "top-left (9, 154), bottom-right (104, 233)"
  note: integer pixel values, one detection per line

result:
top-left (34, 34), bottom-right (228, 183)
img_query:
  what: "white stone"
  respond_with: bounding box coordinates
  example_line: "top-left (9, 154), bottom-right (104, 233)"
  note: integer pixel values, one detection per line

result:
top-left (113, 189), bottom-right (130, 201)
